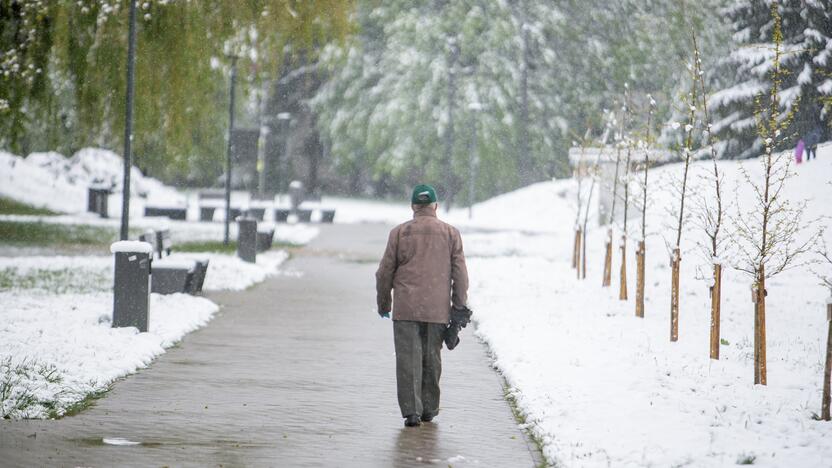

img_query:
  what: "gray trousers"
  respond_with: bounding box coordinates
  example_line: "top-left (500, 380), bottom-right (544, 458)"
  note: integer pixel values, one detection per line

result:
top-left (393, 320), bottom-right (445, 418)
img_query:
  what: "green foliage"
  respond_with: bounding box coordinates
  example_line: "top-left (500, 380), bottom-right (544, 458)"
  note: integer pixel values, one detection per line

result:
top-left (314, 0), bottom-right (729, 203)
top-left (0, 0), bottom-right (354, 184)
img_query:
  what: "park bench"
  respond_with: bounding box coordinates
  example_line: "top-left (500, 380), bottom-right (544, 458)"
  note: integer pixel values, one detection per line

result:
top-left (87, 186), bottom-right (112, 218)
top-left (256, 225), bottom-right (276, 252)
top-left (198, 191), bottom-right (244, 222)
top-left (144, 206), bottom-right (187, 220)
top-left (273, 207), bottom-right (335, 223)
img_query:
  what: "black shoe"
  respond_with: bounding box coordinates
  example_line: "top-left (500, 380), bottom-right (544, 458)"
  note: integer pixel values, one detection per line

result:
top-left (421, 412), bottom-right (436, 422)
top-left (404, 415), bottom-right (421, 427)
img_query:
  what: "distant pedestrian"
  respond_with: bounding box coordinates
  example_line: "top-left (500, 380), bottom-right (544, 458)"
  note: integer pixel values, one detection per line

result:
top-left (805, 126), bottom-right (823, 161)
top-left (795, 139), bottom-right (804, 164)
top-left (375, 184), bottom-right (469, 428)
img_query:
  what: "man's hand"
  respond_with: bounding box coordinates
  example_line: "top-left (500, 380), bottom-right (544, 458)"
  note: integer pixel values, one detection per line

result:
top-left (378, 310), bottom-right (391, 319)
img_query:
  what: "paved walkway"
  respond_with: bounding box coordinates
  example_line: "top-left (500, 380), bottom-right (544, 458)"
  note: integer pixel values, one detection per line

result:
top-left (0, 223), bottom-right (540, 467)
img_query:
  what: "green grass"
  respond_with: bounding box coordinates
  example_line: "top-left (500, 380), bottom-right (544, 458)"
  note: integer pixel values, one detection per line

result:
top-left (55, 387), bottom-right (110, 419)
top-left (0, 268), bottom-right (111, 294)
top-left (176, 240), bottom-right (239, 253)
top-left (0, 221), bottom-right (119, 246)
top-left (176, 239), bottom-right (300, 253)
top-left (0, 197), bottom-right (57, 216)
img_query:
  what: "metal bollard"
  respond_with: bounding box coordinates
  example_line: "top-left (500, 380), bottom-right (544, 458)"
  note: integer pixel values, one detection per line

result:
top-left (111, 241), bottom-right (153, 332)
top-left (237, 215), bottom-right (258, 263)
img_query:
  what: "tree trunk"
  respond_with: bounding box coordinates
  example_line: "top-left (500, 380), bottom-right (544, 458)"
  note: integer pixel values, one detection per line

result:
top-left (619, 236), bottom-right (628, 300)
top-left (822, 307), bottom-right (832, 421)
top-left (602, 229), bottom-right (612, 287)
top-left (635, 241), bottom-right (645, 317)
top-left (709, 263), bottom-right (722, 360)
top-left (670, 248), bottom-right (680, 342)
top-left (754, 268), bottom-right (767, 385)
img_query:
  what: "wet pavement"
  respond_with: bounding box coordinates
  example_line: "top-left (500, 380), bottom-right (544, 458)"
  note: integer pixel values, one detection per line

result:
top-left (0, 223), bottom-right (541, 467)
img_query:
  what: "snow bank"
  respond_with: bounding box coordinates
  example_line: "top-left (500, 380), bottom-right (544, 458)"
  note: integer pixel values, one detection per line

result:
top-left (461, 142), bottom-right (832, 466)
top-left (0, 291), bottom-right (217, 419)
top-left (0, 148), bottom-right (187, 213)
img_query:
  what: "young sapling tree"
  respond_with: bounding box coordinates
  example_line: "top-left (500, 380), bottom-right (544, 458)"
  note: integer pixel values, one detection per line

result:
top-left (817, 238), bottom-right (832, 421)
top-left (732, 4), bottom-right (817, 385)
top-left (603, 106), bottom-right (623, 287)
top-left (619, 86), bottom-right (633, 301)
top-left (667, 76), bottom-right (697, 342)
top-left (572, 141), bottom-right (586, 273)
top-left (635, 96), bottom-right (656, 318)
top-left (691, 30), bottom-right (729, 359)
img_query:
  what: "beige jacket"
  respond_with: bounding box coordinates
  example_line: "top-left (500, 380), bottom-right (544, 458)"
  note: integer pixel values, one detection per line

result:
top-left (375, 205), bottom-right (468, 324)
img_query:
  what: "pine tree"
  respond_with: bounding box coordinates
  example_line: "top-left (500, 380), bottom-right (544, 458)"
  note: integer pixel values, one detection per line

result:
top-left (711, 0), bottom-right (831, 159)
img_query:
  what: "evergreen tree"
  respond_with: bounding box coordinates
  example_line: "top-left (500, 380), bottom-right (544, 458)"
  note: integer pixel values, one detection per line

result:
top-left (711, 0), bottom-right (831, 159)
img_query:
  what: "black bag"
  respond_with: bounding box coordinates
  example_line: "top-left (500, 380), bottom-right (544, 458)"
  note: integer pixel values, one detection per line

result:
top-left (443, 305), bottom-right (473, 350)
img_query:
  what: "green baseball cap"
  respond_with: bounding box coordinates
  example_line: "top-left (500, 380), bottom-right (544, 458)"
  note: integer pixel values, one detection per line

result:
top-left (411, 184), bottom-right (437, 205)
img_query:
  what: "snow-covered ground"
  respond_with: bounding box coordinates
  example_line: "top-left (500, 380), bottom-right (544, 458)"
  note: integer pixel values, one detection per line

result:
top-left (0, 249), bottom-right (294, 420)
top-left (463, 143), bottom-right (832, 467)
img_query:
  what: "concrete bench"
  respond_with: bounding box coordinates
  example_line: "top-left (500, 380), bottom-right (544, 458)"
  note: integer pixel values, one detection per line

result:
top-left (140, 229), bottom-right (209, 295)
top-left (87, 187), bottom-right (112, 218)
top-left (296, 209), bottom-right (313, 223)
top-left (256, 227), bottom-right (275, 252)
top-left (151, 258), bottom-right (196, 294)
top-left (274, 208), bottom-right (291, 222)
top-left (320, 209), bottom-right (336, 223)
top-left (144, 206), bottom-right (187, 220)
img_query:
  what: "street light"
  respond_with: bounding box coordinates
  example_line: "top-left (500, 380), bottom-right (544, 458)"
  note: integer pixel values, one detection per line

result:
top-left (277, 112), bottom-right (291, 194)
top-left (224, 55), bottom-right (239, 246)
top-left (120, 0), bottom-right (138, 241)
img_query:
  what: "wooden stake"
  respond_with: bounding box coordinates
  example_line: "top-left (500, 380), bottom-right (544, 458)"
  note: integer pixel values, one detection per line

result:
top-left (602, 229), bottom-right (613, 287)
top-left (581, 228), bottom-right (587, 279)
top-left (753, 269), bottom-right (767, 385)
top-left (670, 248), bottom-right (680, 341)
top-left (619, 235), bottom-right (628, 300)
top-left (572, 228), bottom-right (581, 269)
top-left (820, 304), bottom-right (832, 421)
top-left (822, 303), bottom-right (832, 421)
top-left (575, 228), bottom-right (582, 279)
top-left (709, 263), bottom-right (722, 360)
top-left (635, 241), bottom-right (645, 317)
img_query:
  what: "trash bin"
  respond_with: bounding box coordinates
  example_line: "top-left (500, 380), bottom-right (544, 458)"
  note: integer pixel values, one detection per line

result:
top-left (111, 241), bottom-right (153, 332)
top-left (238, 215), bottom-right (258, 263)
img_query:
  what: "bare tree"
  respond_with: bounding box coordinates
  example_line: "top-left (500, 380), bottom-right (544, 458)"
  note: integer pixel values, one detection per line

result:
top-left (572, 142), bottom-right (586, 273)
top-left (691, 30), bottom-right (729, 360)
top-left (581, 143), bottom-right (604, 280)
top-left (731, 4), bottom-right (817, 385)
top-left (635, 96), bottom-right (656, 318)
top-left (619, 85), bottom-right (633, 301)
top-left (603, 105), bottom-right (623, 288)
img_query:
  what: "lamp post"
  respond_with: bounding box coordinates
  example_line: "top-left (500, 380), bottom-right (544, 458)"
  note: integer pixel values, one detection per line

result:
top-left (224, 55), bottom-right (239, 246)
top-left (120, 0), bottom-right (138, 241)
top-left (277, 112), bottom-right (292, 194)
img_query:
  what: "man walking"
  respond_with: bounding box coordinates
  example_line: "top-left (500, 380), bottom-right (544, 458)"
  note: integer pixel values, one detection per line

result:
top-left (376, 184), bottom-right (469, 427)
